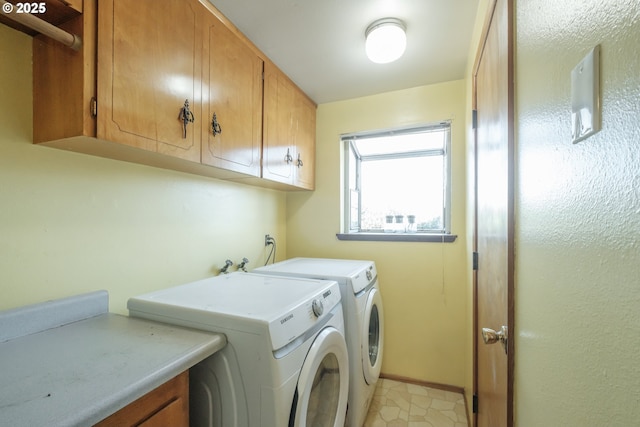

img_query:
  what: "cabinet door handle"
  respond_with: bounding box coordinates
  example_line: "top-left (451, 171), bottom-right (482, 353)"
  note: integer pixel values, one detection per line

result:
top-left (285, 148), bottom-right (293, 164)
top-left (296, 153), bottom-right (303, 168)
top-left (178, 99), bottom-right (195, 139)
top-left (211, 113), bottom-right (222, 136)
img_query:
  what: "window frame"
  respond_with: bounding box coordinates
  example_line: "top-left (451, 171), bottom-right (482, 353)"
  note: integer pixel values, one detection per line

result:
top-left (337, 122), bottom-right (457, 243)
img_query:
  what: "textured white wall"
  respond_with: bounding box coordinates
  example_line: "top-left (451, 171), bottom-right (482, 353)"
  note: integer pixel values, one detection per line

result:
top-left (515, 1), bottom-right (640, 425)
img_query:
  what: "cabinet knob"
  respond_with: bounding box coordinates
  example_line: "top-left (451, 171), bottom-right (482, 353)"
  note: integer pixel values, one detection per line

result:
top-left (178, 99), bottom-right (195, 139)
top-left (285, 148), bottom-right (293, 164)
top-left (296, 153), bottom-right (303, 168)
top-left (211, 113), bottom-right (222, 136)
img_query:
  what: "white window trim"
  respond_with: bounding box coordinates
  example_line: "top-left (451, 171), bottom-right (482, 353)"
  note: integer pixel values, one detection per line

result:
top-left (337, 122), bottom-right (457, 243)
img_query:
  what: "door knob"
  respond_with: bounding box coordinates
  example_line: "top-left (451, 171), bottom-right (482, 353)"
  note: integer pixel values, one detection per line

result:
top-left (482, 325), bottom-right (508, 354)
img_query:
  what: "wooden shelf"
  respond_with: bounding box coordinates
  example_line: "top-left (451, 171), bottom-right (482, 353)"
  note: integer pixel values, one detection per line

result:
top-left (0, 0), bottom-right (81, 35)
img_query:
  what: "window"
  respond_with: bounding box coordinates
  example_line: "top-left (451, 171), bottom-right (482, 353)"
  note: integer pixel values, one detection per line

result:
top-left (339, 122), bottom-right (455, 242)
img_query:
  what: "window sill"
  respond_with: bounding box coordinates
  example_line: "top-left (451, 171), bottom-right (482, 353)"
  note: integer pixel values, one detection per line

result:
top-left (336, 233), bottom-right (457, 243)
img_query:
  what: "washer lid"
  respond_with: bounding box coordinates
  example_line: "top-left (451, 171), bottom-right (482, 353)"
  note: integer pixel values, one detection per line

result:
top-left (256, 258), bottom-right (376, 294)
top-left (128, 272), bottom-right (341, 351)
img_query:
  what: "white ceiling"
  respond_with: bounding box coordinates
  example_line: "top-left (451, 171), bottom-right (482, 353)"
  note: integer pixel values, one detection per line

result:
top-left (207, 0), bottom-right (479, 105)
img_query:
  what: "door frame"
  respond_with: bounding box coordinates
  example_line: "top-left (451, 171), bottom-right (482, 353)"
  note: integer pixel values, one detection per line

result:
top-left (471, 0), bottom-right (515, 426)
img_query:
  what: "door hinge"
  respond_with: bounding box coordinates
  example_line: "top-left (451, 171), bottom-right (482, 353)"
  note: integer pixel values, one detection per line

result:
top-left (473, 394), bottom-right (478, 413)
top-left (90, 97), bottom-right (98, 118)
top-left (472, 109), bottom-right (477, 130)
top-left (472, 251), bottom-right (479, 270)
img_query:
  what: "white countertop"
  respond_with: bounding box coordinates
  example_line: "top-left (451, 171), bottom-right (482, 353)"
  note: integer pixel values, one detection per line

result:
top-left (0, 292), bottom-right (226, 427)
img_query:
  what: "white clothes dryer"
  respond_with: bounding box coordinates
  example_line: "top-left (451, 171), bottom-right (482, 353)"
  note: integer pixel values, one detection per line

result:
top-left (127, 272), bottom-right (349, 427)
top-left (256, 258), bottom-right (384, 427)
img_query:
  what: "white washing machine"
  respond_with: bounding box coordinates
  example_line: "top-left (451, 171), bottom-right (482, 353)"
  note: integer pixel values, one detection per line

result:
top-left (127, 272), bottom-right (349, 427)
top-left (256, 258), bottom-right (384, 427)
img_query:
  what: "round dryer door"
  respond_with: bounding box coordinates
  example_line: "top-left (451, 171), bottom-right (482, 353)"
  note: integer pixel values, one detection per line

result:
top-left (290, 326), bottom-right (349, 427)
top-left (362, 286), bottom-right (384, 385)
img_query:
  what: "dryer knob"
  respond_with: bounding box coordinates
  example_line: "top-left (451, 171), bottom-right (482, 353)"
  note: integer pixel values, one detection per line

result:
top-left (311, 299), bottom-right (324, 317)
top-left (366, 270), bottom-right (373, 281)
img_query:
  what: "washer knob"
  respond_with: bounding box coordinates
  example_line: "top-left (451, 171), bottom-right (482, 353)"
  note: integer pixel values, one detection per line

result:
top-left (311, 299), bottom-right (324, 317)
top-left (366, 270), bottom-right (373, 281)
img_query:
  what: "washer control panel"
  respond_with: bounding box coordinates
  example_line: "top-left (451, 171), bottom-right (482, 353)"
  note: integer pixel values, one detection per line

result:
top-left (269, 281), bottom-right (341, 352)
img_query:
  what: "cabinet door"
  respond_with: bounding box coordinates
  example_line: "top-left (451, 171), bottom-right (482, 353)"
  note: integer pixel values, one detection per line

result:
top-left (94, 371), bottom-right (188, 427)
top-left (201, 15), bottom-right (263, 176)
top-left (97, 0), bottom-right (202, 162)
top-left (293, 92), bottom-right (316, 190)
top-left (262, 62), bottom-right (296, 184)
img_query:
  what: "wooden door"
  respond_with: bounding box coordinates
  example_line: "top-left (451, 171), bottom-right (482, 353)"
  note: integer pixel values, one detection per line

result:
top-left (201, 14), bottom-right (263, 176)
top-left (98, 0), bottom-right (202, 162)
top-left (262, 62), bottom-right (295, 184)
top-left (473, 0), bottom-right (514, 426)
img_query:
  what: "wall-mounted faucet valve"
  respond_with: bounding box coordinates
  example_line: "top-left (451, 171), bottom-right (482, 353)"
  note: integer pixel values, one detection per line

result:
top-left (237, 257), bottom-right (249, 272)
top-left (220, 259), bottom-right (233, 274)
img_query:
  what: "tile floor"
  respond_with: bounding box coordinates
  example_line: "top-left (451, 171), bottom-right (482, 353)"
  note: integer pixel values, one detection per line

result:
top-left (363, 378), bottom-right (469, 427)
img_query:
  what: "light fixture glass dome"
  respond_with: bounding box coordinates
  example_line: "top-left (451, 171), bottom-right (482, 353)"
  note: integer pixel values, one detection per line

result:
top-left (365, 18), bottom-right (407, 64)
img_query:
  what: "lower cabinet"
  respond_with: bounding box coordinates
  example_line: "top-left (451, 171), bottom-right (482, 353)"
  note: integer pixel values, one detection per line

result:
top-left (94, 371), bottom-right (189, 427)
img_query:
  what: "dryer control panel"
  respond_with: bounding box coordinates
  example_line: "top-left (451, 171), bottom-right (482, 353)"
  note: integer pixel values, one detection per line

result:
top-left (350, 263), bottom-right (377, 295)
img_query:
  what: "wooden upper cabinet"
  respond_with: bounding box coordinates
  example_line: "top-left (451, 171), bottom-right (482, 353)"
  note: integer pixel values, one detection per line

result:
top-left (293, 92), bottom-right (316, 190)
top-left (31, 0), bottom-right (315, 190)
top-left (97, 0), bottom-right (202, 162)
top-left (263, 62), bottom-right (295, 185)
top-left (263, 62), bottom-right (316, 190)
top-left (201, 13), bottom-right (263, 176)
top-left (33, 0), bottom-right (204, 163)
top-left (32, 0), bottom-right (96, 144)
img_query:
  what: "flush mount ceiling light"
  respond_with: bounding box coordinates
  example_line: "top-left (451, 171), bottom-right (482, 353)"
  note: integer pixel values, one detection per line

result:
top-left (365, 18), bottom-right (407, 64)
